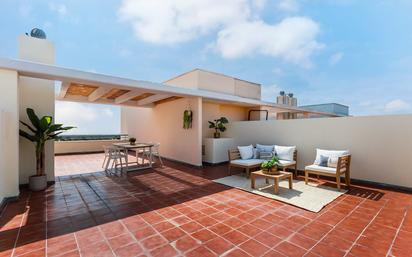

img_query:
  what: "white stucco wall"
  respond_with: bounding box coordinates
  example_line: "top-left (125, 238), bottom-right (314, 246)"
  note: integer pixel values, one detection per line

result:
top-left (121, 97), bottom-right (203, 166)
top-left (165, 69), bottom-right (261, 100)
top-left (0, 69), bottom-right (20, 204)
top-left (202, 102), bottom-right (247, 139)
top-left (165, 70), bottom-right (199, 89)
top-left (227, 115), bottom-right (412, 188)
top-left (18, 35), bottom-right (55, 184)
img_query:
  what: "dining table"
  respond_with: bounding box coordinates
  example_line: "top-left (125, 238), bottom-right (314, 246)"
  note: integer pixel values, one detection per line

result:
top-left (112, 142), bottom-right (155, 172)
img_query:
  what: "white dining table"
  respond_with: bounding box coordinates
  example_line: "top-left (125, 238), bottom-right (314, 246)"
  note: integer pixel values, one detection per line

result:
top-left (112, 142), bottom-right (155, 172)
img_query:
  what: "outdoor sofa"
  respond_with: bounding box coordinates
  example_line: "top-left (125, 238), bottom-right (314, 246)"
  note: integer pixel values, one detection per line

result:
top-left (228, 144), bottom-right (297, 178)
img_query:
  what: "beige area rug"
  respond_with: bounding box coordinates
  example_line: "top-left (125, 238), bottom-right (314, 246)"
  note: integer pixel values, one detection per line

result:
top-left (213, 175), bottom-right (346, 212)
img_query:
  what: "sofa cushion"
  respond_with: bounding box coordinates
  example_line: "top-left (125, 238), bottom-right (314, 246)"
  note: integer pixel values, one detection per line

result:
top-left (256, 144), bottom-right (275, 152)
top-left (275, 145), bottom-right (296, 161)
top-left (252, 148), bottom-right (259, 159)
top-left (259, 151), bottom-right (273, 160)
top-left (278, 160), bottom-right (296, 167)
top-left (231, 159), bottom-right (264, 167)
top-left (319, 155), bottom-right (329, 167)
top-left (314, 149), bottom-right (349, 168)
top-left (305, 164), bottom-right (337, 174)
top-left (238, 145), bottom-right (254, 160)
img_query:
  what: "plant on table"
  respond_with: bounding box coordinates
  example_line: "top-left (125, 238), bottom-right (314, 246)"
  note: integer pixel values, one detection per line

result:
top-left (129, 137), bottom-right (137, 145)
top-left (261, 155), bottom-right (280, 174)
top-left (208, 117), bottom-right (229, 138)
top-left (19, 108), bottom-right (75, 191)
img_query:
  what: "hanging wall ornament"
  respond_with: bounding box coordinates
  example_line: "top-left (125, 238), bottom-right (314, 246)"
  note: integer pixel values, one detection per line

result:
top-left (183, 109), bottom-right (193, 129)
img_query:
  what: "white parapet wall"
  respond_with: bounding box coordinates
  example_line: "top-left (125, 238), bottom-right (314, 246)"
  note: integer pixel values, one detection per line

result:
top-left (227, 115), bottom-right (412, 189)
top-left (55, 140), bottom-right (126, 155)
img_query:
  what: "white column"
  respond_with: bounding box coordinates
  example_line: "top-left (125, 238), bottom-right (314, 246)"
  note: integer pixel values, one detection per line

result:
top-left (18, 35), bottom-right (56, 184)
top-left (0, 69), bottom-right (20, 202)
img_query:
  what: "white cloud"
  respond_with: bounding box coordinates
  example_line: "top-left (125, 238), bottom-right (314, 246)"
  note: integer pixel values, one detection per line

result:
top-left (118, 0), bottom-right (251, 44)
top-left (118, 0), bottom-right (323, 66)
top-left (277, 0), bottom-right (300, 12)
top-left (49, 3), bottom-right (67, 17)
top-left (261, 84), bottom-right (282, 102)
top-left (329, 52), bottom-right (344, 66)
top-left (214, 17), bottom-right (323, 67)
top-left (384, 99), bottom-right (411, 113)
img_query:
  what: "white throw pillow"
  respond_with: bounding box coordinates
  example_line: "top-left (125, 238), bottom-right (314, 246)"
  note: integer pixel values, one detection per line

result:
top-left (238, 145), bottom-right (254, 160)
top-left (274, 145), bottom-right (296, 161)
top-left (314, 149), bottom-right (349, 168)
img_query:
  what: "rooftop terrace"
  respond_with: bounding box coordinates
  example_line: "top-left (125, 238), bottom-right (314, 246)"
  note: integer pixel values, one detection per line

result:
top-left (0, 154), bottom-right (411, 257)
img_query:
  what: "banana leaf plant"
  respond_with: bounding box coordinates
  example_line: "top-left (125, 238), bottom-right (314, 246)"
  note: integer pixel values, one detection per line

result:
top-left (19, 108), bottom-right (75, 176)
top-left (208, 117), bottom-right (229, 133)
top-left (208, 117), bottom-right (229, 138)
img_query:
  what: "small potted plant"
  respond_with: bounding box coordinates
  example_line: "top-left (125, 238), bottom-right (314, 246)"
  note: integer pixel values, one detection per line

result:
top-left (19, 108), bottom-right (74, 191)
top-left (208, 117), bottom-right (229, 138)
top-left (129, 137), bottom-right (137, 145)
top-left (261, 156), bottom-right (280, 175)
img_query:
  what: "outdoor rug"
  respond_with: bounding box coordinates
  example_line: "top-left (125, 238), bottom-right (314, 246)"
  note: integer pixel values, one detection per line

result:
top-left (213, 175), bottom-right (346, 212)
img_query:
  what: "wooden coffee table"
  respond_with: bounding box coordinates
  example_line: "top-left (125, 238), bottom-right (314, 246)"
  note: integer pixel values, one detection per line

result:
top-left (250, 170), bottom-right (293, 194)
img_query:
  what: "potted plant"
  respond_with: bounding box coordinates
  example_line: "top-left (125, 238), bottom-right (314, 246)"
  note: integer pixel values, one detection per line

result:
top-left (183, 110), bottom-right (193, 129)
top-left (261, 156), bottom-right (280, 174)
top-left (208, 117), bottom-right (229, 138)
top-left (19, 108), bottom-right (74, 191)
top-left (129, 137), bottom-right (137, 145)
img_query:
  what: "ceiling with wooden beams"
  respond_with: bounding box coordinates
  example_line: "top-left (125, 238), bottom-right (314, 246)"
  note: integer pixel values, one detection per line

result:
top-left (59, 83), bottom-right (180, 107)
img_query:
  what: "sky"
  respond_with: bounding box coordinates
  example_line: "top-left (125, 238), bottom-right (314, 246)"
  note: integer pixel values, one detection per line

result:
top-left (1, 0), bottom-right (412, 134)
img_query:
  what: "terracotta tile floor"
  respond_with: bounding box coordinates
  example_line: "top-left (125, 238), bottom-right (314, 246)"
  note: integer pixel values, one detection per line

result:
top-left (1, 154), bottom-right (411, 257)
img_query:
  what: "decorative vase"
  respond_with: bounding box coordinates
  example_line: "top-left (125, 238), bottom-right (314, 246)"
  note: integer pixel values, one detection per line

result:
top-left (213, 132), bottom-right (221, 138)
top-left (29, 174), bottom-right (47, 191)
top-left (262, 165), bottom-right (280, 175)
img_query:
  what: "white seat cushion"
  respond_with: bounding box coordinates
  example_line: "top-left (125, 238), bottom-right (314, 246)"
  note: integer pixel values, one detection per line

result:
top-left (305, 164), bottom-right (337, 174)
top-left (231, 159), bottom-right (264, 167)
top-left (278, 160), bottom-right (296, 167)
top-left (275, 145), bottom-right (296, 161)
top-left (314, 149), bottom-right (349, 168)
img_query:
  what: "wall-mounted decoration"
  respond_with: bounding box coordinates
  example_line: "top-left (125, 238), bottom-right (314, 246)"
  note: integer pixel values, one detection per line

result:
top-left (183, 109), bottom-right (193, 129)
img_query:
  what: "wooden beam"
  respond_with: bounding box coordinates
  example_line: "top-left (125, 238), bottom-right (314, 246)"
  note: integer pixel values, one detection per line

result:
top-left (114, 90), bottom-right (146, 104)
top-left (88, 86), bottom-right (112, 102)
top-left (59, 82), bottom-right (70, 98)
top-left (136, 94), bottom-right (171, 106)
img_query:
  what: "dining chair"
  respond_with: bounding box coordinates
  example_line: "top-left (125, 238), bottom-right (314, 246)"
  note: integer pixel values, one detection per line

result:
top-left (104, 146), bottom-right (127, 175)
top-left (143, 142), bottom-right (163, 167)
top-left (102, 145), bottom-right (110, 168)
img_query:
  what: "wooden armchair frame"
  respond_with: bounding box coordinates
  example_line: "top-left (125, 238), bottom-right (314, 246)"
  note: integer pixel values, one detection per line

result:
top-left (228, 149), bottom-right (260, 177)
top-left (305, 155), bottom-right (351, 191)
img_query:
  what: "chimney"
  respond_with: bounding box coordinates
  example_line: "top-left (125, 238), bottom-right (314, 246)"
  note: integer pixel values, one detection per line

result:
top-left (276, 91), bottom-right (286, 105)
